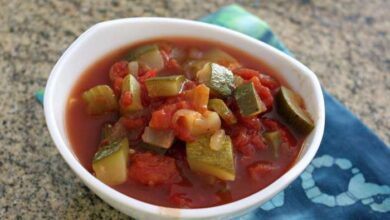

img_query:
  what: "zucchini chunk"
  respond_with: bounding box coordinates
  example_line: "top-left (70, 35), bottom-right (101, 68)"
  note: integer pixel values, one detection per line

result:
top-left (141, 127), bottom-right (175, 149)
top-left (92, 138), bottom-right (129, 186)
top-left (82, 85), bottom-right (118, 115)
top-left (125, 44), bottom-right (164, 71)
top-left (120, 74), bottom-right (143, 113)
top-left (145, 75), bottom-right (186, 97)
top-left (234, 82), bottom-right (266, 116)
top-left (186, 135), bottom-right (235, 181)
top-left (263, 131), bottom-right (282, 158)
top-left (276, 86), bottom-right (314, 134)
top-left (208, 99), bottom-right (237, 125)
top-left (196, 62), bottom-right (234, 97)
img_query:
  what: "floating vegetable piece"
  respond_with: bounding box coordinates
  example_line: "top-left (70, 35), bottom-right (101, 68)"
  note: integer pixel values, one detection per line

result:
top-left (125, 44), bottom-right (164, 71)
top-left (276, 86), bottom-right (314, 134)
top-left (196, 62), bottom-right (234, 97)
top-left (128, 61), bottom-right (139, 76)
top-left (186, 135), bottom-right (235, 181)
top-left (208, 99), bottom-right (237, 125)
top-left (142, 127), bottom-right (175, 149)
top-left (92, 138), bottom-right (129, 186)
top-left (82, 85), bottom-right (118, 115)
top-left (263, 131), bottom-right (282, 158)
top-left (234, 82), bottom-right (266, 116)
top-left (145, 75), bottom-right (186, 97)
top-left (120, 74), bottom-right (143, 113)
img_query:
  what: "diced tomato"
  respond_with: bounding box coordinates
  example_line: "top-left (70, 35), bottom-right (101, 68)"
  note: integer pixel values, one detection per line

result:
top-left (233, 68), bottom-right (260, 80)
top-left (232, 131), bottom-right (250, 148)
top-left (109, 61), bottom-right (129, 81)
top-left (182, 80), bottom-right (197, 91)
top-left (248, 161), bottom-right (277, 181)
top-left (119, 91), bottom-right (132, 108)
top-left (149, 101), bottom-right (191, 130)
top-left (129, 152), bottom-right (181, 186)
top-left (251, 135), bottom-right (267, 150)
top-left (149, 109), bottom-right (172, 129)
top-left (262, 118), bottom-right (279, 131)
top-left (165, 59), bottom-right (183, 74)
top-left (229, 117), bottom-right (267, 156)
top-left (239, 116), bottom-right (261, 130)
top-left (249, 77), bottom-right (273, 109)
top-left (121, 117), bottom-right (145, 130)
top-left (112, 77), bottom-right (124, 97)
top-left (233, 68), bottom-right (280, 92)
top-left (259, 73), bottom-right (280, 91)
top-left (149, 103), bottom-right (177, 129)
top-left (138, 69), bottom-right (157, 83)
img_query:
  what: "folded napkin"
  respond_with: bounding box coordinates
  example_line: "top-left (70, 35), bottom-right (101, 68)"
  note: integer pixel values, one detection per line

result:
top-left (36, 4), bottom-right (390, 219)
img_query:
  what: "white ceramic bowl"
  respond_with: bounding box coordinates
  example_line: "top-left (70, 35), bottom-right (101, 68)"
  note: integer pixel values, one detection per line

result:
top-left (44, 18), bottom-right (325, 220)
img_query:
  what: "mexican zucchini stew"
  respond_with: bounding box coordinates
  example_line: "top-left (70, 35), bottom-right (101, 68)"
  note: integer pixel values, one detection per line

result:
top-left (66, 38), bottom-right (314, 208)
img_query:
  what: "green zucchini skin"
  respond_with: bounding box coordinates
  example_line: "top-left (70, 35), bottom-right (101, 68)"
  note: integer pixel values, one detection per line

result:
top-left (234, 82), bottom-right (267, 117)
top-left (276, 86), bottom-right (314, 134)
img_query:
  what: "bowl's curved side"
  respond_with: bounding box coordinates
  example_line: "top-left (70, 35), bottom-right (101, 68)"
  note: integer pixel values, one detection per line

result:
top-left (44, 17), bottom-right (325, 220)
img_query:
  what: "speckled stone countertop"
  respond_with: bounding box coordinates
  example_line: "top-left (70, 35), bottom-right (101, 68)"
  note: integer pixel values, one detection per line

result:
top-left (0, 0), bottom-right (389, 219)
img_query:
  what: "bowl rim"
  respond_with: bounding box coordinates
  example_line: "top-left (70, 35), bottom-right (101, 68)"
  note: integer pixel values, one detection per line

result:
top-left (44, 17), bottom-right (325, 219)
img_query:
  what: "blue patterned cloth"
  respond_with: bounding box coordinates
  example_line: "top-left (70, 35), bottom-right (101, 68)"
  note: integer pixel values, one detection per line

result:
top-left (36, 4), bottom-right (390, 219)
top-left (201, 4), bottom-right (390, 219)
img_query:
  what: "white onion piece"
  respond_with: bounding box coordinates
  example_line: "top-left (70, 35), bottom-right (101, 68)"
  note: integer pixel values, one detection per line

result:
top-left (128, 61), bottom-right (139, 76)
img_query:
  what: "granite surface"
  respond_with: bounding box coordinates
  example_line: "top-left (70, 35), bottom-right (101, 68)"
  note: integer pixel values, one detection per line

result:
top-left (0, 0), bottom-right (389, 219)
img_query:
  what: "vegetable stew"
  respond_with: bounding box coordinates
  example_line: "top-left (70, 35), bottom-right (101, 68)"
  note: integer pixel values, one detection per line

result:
top-left (66, 38), bottom-right (314, 208)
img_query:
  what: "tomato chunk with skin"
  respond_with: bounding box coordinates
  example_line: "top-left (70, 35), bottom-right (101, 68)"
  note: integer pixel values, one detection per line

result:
top-left (249, 77), bottom-right (273, 110)
top-left (109, 61), bottom-right (129, 81)
top-left (129, 152), bottom-right (181, 186)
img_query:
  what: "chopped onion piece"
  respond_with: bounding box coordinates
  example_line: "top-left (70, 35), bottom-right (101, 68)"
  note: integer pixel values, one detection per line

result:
top-left (128, 61), bottom-right (139, 76)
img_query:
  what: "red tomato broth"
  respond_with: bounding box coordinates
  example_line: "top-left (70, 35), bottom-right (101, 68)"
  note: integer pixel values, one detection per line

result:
top-left (66, 37), bottom-right (306, 208)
